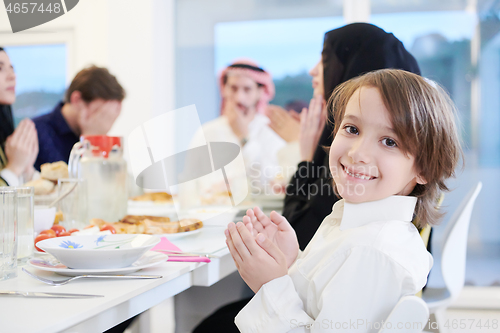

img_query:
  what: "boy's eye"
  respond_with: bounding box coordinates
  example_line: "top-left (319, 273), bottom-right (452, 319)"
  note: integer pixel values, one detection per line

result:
top-left (344, 125), bottom-right (359, 135)
top-left (382, 138), bottom-right (397, 147)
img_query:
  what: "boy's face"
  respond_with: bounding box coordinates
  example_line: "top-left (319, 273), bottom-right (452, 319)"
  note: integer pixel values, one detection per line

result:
top-left (329, 86), bottom-right (425, 204)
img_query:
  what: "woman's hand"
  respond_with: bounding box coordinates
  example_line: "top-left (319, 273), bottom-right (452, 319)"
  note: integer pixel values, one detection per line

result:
top-left (22, 132), bottom-right (39, 181)
top-left (267, 104), bottom-right (300, 142)
top-left (299, 95), bottom-right (326, 161)
top-left (4, 119), bottom-right (39, 177)
top-left (242, 207), bottom-right (299, 268)
top-left (225, 222), bottom-right (288, 293)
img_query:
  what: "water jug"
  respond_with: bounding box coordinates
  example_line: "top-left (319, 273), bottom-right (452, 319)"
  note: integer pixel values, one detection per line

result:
top-left (69, 135), bottom-right (127, 222)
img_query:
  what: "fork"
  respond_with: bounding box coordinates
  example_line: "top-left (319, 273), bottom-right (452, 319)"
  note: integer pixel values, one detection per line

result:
top-left (22, 268), bottom-right (162, 286)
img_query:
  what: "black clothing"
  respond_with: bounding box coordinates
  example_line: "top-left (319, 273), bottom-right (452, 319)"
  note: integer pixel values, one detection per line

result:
top-left (193, 298), bottom-right (251, 333)
top-left (283, 23), bottom-right (421, 250)
top-left (33, 102), bottom-right (79, 171)
top-left (0, 104), bottom-right (14, 149)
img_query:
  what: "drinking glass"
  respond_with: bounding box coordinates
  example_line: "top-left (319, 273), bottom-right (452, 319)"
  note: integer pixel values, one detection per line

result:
top-left (14, 186), bottom-right (34, 263)
top-left (57, 178), bottom-right (88, 230)
top-left (0, 187), bottom-right (17, 281)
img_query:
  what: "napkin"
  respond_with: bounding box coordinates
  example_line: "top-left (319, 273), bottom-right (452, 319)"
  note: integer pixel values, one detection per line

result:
top-left (152, 237), bottom-right (211, 263)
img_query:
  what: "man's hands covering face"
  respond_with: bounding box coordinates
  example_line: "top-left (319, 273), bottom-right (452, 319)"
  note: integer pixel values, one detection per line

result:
top-left (224, 99), bottom-right (256, 141)
top-left (79, 100), bottom-right (122, 136)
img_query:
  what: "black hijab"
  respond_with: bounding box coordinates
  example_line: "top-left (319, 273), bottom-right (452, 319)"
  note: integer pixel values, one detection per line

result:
top-left (0, 104), bottom-right (14, 148)
top-left (322, 23), bottom-right (420, 102)
top-left (0, 47), bottom-right (14, 149)
top-left (315, 23), bottom-right (421, 163)
top-left (284, 23), bottom-right (421, 250)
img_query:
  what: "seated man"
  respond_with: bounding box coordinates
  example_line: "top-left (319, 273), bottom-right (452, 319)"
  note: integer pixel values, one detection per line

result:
top-left (33, 65), bottom-right (125, 170)
top-left (179, 59), bottom-right (300, 208)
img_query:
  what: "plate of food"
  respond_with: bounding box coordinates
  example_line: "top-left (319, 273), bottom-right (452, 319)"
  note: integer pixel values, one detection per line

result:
top-left (128, 192), bottom-right (174, 206)
top-left (88, 215), bottom-right (204, 237)
top-left (159, 228), bottom-right (202, 240)
top-left (28, 251), bottom-right (168, 276)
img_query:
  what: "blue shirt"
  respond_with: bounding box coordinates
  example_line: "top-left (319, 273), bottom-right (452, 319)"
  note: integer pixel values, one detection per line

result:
top-left (33, 102), bottom-right (79, 171)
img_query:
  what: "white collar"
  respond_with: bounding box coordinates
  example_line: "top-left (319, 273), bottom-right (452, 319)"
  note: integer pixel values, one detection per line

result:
top-left (329, 196), bottom-right (418, 231)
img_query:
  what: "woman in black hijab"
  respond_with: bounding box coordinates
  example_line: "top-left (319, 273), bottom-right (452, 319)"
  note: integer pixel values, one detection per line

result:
top-left (193, 23), bottom-right (421, 333)
top-left (283, 23), bottom-right (421, 250)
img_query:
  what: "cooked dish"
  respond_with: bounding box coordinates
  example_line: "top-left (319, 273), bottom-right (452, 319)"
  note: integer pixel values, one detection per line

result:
top-left (130, 192), bottom-right (173, 202)
top-left (90, 215), bottom-right (203, 234)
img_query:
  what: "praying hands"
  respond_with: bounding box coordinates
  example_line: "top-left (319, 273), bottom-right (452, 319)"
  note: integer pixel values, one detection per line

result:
top-left (225, 221), bottom-right (288, 293)
top-left (225, 207), bottom-right (299, 293)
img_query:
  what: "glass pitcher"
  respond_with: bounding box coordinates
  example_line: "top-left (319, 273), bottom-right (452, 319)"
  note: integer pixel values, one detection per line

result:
top-left (69, 135), bottom-right (128, 222)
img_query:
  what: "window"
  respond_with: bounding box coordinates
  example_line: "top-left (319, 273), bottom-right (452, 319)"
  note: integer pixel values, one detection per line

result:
top-left (215, 17), bottom-right (344, 109)
top-left (4, 44), bottom-right (66, 125)
top-left (371, 11), bottom-right (476, 148)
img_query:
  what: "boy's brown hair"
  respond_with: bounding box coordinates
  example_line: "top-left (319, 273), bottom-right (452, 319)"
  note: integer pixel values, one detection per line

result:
top-left (329, 69), bottom-right (462, 228)
top-left (65, 65), bottom-right (125, 103)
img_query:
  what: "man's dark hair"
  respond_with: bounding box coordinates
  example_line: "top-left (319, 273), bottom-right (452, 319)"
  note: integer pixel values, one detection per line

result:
top-left (65, 65), bottom-right (125, 103)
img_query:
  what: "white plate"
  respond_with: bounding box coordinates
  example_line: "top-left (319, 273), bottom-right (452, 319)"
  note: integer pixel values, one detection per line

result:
top-left (160, 228), bottom-right (202, 240)
top-left (36, 234), bottom-right (161, 269)
top-left (28, 251), bottom-right (168, 276)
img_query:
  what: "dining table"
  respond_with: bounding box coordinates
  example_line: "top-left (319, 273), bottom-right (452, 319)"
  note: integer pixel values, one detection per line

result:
top-left (0, 224), bottom-right (237, 333)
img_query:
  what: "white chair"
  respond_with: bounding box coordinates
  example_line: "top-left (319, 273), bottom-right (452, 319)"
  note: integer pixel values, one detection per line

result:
top-left (421, 182), bottom-right (482, 332)
top-left (379, 296), bottom-right (429, 333)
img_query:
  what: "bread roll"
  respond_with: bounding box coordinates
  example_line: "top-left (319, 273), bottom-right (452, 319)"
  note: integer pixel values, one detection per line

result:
top-left (40, 161), bottom-right (69, 181)
top-left (24, 178), bottom-right (55, 195)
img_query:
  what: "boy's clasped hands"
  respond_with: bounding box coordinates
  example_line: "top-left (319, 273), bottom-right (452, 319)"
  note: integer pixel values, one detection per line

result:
top-left (225, 207), bottom-right (299, 293)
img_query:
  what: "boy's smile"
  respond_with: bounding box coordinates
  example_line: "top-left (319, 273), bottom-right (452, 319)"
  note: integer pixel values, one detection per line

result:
top-left (329, 86), bottom-right (426, 203)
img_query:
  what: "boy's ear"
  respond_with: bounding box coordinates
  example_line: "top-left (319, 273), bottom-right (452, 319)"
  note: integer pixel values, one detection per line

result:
top-left (416, 174), bottom-right (427, 185)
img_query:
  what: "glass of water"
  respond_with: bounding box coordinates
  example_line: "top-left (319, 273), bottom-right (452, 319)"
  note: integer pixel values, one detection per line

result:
top-left (14, 186), bottom-right (34, 264)
top-left (57, 178), bottom-right (88, 230)
top-left (0, 187), bottom-right (17, 280)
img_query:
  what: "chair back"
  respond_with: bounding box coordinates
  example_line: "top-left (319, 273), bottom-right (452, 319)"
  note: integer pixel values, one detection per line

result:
top-left (440, 182), bottom-right (482, 301)
top-left (379, 295), bottom-right (429, 333)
